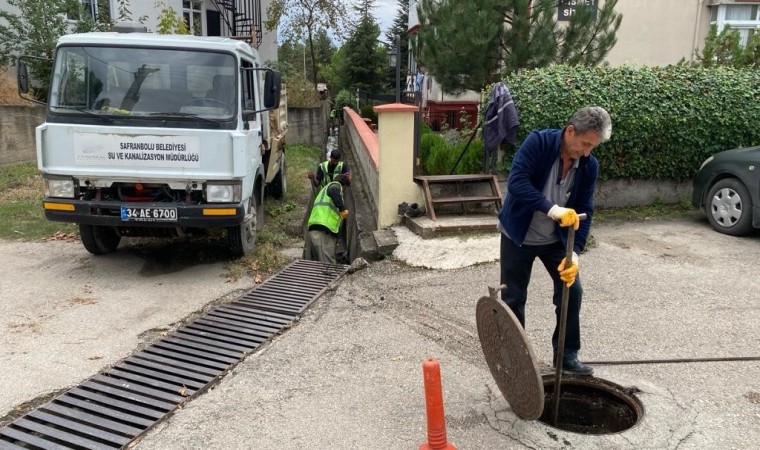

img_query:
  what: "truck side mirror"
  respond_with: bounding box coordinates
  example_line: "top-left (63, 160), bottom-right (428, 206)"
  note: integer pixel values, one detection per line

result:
top-left (263, 69), bottom-right (281, 110)
top-left (17, 60), bottom-right (29, 94)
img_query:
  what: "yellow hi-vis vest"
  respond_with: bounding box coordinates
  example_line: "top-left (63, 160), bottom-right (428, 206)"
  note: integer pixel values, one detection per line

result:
top-left (318, 160), bottom-right (344, 188)
top-left (308, 181), bottom-right (342, 234)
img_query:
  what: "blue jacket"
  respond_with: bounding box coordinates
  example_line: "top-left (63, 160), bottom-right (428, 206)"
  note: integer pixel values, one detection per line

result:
top-left (497, 128), bottom-right (598, 254)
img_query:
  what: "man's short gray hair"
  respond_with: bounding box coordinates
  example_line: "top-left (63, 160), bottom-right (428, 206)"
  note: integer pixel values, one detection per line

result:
top-left (569, 106), bottom-right (612, 142)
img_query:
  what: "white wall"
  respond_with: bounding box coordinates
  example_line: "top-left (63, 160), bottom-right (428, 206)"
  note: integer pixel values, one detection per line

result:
top-left (123, 0), bottom-right (276, 63)
top-left (605, 0), bottom-right (710, 66)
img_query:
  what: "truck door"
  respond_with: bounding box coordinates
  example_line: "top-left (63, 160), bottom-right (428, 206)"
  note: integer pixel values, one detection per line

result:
top-left (241, 59), bottom-right (261, 137)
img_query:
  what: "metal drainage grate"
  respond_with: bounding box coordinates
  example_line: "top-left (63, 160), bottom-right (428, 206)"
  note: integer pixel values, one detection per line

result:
top-left (0, 259), bottom-right (347, 449)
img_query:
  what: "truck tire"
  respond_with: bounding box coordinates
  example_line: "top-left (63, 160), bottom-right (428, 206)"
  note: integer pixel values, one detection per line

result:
top-left (266, 153), bottom-right (287, 199)
top-left (228, 186), bottom-right (263, 257)
top-left (79, 224), bottom-right (121, 255)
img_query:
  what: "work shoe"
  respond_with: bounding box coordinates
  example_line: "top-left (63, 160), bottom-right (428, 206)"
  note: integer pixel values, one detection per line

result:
top-left (397, 202), bottom-right (410, 216)
top-left (555, 357), bottom-right (594, 376)
top-left (404, 203), bottom-right (426, 219)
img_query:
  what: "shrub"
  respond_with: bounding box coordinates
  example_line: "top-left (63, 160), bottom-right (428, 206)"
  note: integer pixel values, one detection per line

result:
top-left (424, 139), bottom-right (453, 175)
top-left (334, 89), bottom-right (354, 111)
top-left (422, 135), bottom-right (484, 175)
top-left (501, 64), bottom-right (760, 181)
top-left (359, 103), bottom-right (377, 124)
top-left (286, 74), bottom-right (321, 108)
top-left (419, 132), bottom-right (445, 166)
top-left (0, 67), bottom-right (30, 105)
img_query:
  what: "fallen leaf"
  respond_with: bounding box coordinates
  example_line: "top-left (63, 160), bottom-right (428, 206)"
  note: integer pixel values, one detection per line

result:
top-left (254, 274), bottom-right (262, 284)
top-left (88, 355), bottom-right (103, 360)
top-left (746, 391), bottom-right (760, 404)
top-left (178, 385), bottom-right (189, 397)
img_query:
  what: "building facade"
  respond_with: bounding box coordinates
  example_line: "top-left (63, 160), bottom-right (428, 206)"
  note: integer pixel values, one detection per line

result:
top-left (607, 0), bottom-right (760, 66)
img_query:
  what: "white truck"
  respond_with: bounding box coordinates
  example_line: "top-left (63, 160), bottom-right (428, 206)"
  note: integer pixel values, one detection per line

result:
top-left (18, 28), bottom-right (288, 257)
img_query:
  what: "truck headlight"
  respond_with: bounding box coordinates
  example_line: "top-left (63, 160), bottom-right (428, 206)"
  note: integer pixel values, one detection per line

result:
top-left (206, 183), bottom-right (241, 203)
top-left (44, 178), bottom-right (75, 198)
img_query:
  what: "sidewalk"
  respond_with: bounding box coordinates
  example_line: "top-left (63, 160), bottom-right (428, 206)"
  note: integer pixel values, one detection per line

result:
top-left (135, 217), bottom-right (760, 449)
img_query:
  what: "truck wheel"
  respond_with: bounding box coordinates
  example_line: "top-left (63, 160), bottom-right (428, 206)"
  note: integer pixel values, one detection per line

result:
top-left (267, 153), bottom-right (287, 199)
top-left (79, 224), bottom-right (121, 255)
top-left (228, 187), bottom-right (262, 257)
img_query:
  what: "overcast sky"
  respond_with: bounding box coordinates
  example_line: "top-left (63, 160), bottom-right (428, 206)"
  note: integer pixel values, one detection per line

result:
top-left (374, 0), bottom-right (399, 36)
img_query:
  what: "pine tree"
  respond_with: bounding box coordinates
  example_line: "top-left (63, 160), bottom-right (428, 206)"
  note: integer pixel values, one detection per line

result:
top-left (416, 0), bottom-right (505, 94)
top-left (415, 0), bottom-right (623, 94)
top-left (342, 2), bottom-right (387, 93)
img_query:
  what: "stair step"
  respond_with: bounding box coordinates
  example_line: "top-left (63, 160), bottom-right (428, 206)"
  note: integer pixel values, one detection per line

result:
top-left (431, 196), bottom-right (501, 204)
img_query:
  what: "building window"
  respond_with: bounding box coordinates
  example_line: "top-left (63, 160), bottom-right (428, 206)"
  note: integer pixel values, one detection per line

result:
top-left (712, 4), bottom-right (760, 47)
top-left (183, 1), bottom-right (203, 36)
top-left (68, 0), bottom-right (110, 22)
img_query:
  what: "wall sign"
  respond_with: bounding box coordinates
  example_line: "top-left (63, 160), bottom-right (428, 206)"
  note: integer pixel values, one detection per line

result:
top-left (558, 0), bottom-right (598, 21)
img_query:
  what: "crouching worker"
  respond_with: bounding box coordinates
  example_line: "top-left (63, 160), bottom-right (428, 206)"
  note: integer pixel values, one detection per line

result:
top-left (307, 174), bottom-right (350, 264)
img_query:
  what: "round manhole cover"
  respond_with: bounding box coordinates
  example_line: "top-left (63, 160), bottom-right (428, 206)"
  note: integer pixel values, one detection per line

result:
top-left (476, 294), bottom-right (544, 420)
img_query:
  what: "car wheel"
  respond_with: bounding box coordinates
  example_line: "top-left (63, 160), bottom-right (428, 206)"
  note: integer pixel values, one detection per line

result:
top-left (79, 224), bottom-right (121, 255)
top-left (705, 178), bottom-right (754, 236)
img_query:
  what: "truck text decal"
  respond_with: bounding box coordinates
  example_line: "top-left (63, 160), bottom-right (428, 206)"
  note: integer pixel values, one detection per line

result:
top-left (74, 133), bottom-right (201, 168)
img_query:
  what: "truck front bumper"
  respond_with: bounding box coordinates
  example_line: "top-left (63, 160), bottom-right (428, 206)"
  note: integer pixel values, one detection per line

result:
top-left (42, 198), bottom-right (246, 228)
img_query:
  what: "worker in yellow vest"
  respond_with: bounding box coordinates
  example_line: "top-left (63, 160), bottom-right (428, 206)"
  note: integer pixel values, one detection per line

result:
top-left (307, 149), bottom-right (350, 191)
top-left (307, 174), bottom-right (350, 264)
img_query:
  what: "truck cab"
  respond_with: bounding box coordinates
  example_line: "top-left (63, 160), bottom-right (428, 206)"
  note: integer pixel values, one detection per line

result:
top-left (18, 31), bottom-right (285, 256)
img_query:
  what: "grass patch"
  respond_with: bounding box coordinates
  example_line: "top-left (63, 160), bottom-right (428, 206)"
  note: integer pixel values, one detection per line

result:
top-left (0, 162), bottom-right (39, 191)
top-left (594, 197), bottom-right (700, 223)
top-left (0, 163), bottom-right (76, 240)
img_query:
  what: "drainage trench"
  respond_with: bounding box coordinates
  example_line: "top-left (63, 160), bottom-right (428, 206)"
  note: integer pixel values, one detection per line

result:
top-left (0, 259), bottom-right (347, 450)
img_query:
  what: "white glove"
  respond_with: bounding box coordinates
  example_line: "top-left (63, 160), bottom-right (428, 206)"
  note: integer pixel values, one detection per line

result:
top-left (547, 205), bottom-right (580, 230)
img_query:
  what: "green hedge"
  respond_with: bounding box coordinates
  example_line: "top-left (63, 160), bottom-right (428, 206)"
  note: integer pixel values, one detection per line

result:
top-left (502, 65), bottom-right (760, 181)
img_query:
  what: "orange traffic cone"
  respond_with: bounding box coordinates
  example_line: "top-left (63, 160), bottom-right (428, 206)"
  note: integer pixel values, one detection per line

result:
top-left (419, 358), bottom-right (457, 450)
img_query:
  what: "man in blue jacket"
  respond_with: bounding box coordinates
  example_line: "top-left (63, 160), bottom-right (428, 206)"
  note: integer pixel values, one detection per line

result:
top-left (497, 106), bottom-right (611, 376)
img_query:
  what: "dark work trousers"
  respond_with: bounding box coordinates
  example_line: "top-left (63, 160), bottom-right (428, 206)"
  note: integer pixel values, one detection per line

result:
top-left (499, 234), bottom-right (584, 359)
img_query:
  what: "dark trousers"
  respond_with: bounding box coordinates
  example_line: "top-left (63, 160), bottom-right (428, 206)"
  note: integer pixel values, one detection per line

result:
top-left (499, 234), bottom-right (583, 359)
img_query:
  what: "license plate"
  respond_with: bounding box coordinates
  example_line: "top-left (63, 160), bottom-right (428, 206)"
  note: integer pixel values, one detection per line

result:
top-left (120, 206), bottom-right (177, 222)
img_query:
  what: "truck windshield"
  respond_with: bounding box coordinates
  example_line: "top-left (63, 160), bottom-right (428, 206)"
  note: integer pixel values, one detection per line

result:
top-left (49, 46), bottom-right (237, 120)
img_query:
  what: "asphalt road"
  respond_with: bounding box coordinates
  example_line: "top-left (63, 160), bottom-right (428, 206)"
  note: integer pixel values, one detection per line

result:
top-left (1, 216), bottom-right (759, 449)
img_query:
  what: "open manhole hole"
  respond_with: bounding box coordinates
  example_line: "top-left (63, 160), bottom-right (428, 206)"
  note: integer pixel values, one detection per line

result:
top-left (538, 375), bottom-right (643, 434)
